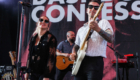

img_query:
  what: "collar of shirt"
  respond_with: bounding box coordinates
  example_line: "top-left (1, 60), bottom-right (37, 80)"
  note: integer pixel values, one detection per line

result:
top-left (65, 40), bottom-right (75, 46)
top-left (65, 40), bottom-right (68, 43)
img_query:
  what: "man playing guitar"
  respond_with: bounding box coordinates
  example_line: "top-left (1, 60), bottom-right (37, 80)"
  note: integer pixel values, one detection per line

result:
top-left (70, 0), bottom-right (114, 80)
top-left (56, 31), bottom-right (75, 80)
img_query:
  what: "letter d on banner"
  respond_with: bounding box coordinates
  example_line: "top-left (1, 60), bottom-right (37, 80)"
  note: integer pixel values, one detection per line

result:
top-left (33, 0), bottom-right (46, 5)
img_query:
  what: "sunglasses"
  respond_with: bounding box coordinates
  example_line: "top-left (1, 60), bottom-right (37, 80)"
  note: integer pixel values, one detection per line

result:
top-left (88, 5), bottom-right (99, 10)
top-left (39, 19), bottom-right (49, 23)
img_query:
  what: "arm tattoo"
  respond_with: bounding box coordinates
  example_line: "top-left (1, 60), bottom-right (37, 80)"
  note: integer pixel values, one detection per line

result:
top-left (98, 29), bottom-right (113, 43)
top-left (72, 44), bottom-right (80, 54)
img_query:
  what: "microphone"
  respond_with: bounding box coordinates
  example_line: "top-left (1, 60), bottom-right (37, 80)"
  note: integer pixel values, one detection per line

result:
top-left (19, 1), bottom-right (32, 7)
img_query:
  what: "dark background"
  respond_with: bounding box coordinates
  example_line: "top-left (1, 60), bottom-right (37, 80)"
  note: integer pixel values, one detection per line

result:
top-left (0, 0), bottom-right (19, 65)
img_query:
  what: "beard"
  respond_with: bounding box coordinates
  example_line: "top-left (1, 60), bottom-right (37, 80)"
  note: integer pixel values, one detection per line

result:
top-left (69, 38), bottom-right (75, 43)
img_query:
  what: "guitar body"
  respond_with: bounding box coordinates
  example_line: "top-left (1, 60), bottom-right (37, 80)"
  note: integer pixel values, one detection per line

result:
top-left (72, 41), bottom-right (87, 75)
top-left (56, 56), bottom-right (74, 70)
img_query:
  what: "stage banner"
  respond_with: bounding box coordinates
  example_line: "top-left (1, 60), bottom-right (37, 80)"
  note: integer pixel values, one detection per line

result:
top-left (20, 0), bottom-right (140, 80)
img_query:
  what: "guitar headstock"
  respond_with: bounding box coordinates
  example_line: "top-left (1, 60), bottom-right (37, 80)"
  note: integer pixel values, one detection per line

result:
top-left (9, 51), bottom-right (16, 65)
top-left (93, 2), bottom-right (104, 20)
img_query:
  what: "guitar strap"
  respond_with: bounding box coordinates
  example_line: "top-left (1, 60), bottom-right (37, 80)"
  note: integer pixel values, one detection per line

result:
top-left (87, 29), bottom-right (94, 40)
top-left (87, 18), bottom-right (100, 41)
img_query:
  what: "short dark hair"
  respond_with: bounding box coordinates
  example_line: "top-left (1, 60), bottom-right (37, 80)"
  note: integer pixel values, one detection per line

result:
top-left (90, 0), bottom-right (101, 5)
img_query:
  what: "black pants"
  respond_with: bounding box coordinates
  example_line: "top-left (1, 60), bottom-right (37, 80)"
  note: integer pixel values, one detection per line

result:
top-left (56, 65), bottom-right (72, 80)
top-left (30, 73), bottom-right (44, 80)
top-left (74, 56), bottom-right (104, 80)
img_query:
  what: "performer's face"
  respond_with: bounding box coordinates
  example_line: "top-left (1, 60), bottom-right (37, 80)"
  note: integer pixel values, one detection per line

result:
top-left (87, 2), bottom-right (99, 18)
top-left (38, 16), bottom-right (49, 29)
top-left (68, 32), bottom-right (75, 43)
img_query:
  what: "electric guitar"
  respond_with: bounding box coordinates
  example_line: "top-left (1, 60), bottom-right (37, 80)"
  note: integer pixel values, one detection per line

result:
top-left (56, 55), bottom-right (74, 70)
top-left (9, 51), bottom-right (17, 79)
top-left (71, 2), bottom-right (104, 75)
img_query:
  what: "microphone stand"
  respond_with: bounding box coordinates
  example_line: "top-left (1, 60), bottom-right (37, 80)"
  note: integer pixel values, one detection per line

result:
top-left (136, 52), bottom-right (139, 80)
top-left (115, 51), bottom-right (119, 80)
top-left (114, 31), bottom-right (118, 80)
top-left (107, 45), bottom-right (123, 80)
top-left (16, 6), bottom-right (25, 80)
top-left (16, 1), bottom-right (31, 79)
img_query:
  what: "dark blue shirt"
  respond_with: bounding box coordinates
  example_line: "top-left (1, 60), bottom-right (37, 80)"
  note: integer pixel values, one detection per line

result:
top-left (57, 40), bottom-right (74, 54)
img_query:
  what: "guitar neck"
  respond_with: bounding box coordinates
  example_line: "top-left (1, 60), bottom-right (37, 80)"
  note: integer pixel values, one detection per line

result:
top-left (79, 3), bottom-right (104, 51)
top-left (80, 28), bottom-right (91, 50)
top-left (9, 51), bottom-right (17, 79)
top-left (10, 60), bottom-right (14, 65)
top-left (9, 51), bottom-right (16, 65)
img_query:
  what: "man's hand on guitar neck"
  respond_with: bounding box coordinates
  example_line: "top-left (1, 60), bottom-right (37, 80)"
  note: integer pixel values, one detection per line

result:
top-left (88, 19), bottom-right (101, 32)
top-left (89, 19), bottom-right (114, 43)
